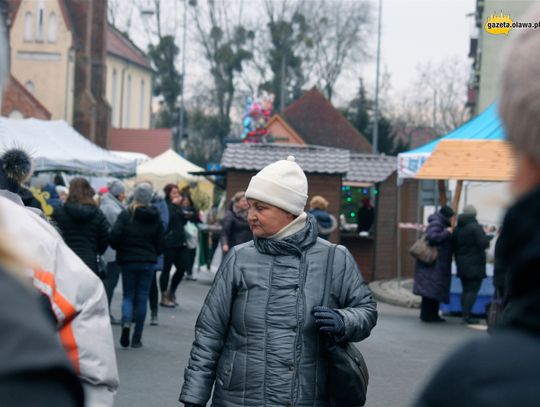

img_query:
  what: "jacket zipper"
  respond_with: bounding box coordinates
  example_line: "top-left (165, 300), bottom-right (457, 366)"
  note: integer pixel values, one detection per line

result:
top-left (290, 251), bottom-right (307, 406)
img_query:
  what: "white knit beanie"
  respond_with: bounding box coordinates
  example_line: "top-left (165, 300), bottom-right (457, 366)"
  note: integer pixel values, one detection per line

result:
top-left (245, 155), bottom-right (308, 215)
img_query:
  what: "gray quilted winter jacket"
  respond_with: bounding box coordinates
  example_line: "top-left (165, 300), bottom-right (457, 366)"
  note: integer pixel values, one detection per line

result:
top-left (179, 215), bottom-right (377, 407)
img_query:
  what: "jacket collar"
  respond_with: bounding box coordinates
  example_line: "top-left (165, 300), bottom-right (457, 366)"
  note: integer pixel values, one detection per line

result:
top-left (254, 214), bottom-right (319, 257)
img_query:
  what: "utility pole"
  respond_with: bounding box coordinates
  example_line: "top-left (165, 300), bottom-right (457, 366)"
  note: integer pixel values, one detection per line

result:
top-left (177, 0), bottom-right (187, 154)
top-left (280, 54), bottom-right (286, 112)
top-left (372, 0), bottom-right (382, 154)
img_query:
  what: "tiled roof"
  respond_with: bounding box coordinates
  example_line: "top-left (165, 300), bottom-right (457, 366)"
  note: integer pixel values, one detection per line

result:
top-left (221, 143), bottom-right (350, 174)
top-left (106, 24), bottom-right (153, 71)
top-left (283, 88), bottom-right (372, 153)
top-left (109, 128), bottom-right (171, 158)
top-left (345, 153), bottom-right (397, 184)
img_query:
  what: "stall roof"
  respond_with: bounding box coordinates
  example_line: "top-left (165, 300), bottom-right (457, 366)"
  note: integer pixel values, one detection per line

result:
top-left (221, 143), bottom-right (350, 174)
top-left (345, 154), bottom-right (397, 185)
top-left (0, 118), bottom-right (136, 176)
top-left (398, 104), bottom-right (506, 178)
top-left (416, 140), bottom-right (516, 181)
top-left (136, 149), bottom-right (204, 182)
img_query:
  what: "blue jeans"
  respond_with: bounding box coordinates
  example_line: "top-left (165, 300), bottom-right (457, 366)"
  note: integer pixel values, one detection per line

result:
top-left (121, 263), bottom-right (154, 339)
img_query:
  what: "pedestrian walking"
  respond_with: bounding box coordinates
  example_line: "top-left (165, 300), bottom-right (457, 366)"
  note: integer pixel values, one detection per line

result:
top-left (413, 205), bottom-right (454, 323)
top-left (179, 155), bottom-right (377, 407)
top-left (52, 177), bottom-right (110, 277)
top-left (160, 184), bottom-right (189, 307)
top-left (149, 188), bottom-right (169, 325)
top-left (220, 191), bottom-right (252, 254)
top-left (453, 205), bottom-right (492, 324)
top-left (182, 194), bottom-right (200, 281)
top-left (110, 183), bottom-right (164, 348)
top-left (0, 148), bottom-right (42, 211)
top-left (100, 180), bottom-right (127, 324)
top-left (415, 6), bottom-right (540, 404)
top-left (308, 195), bottom-right (337, 240)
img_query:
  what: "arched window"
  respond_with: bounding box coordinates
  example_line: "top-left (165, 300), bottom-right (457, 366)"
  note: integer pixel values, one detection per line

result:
top-left (24, 12), bottom-right (33, 41)
top-left (47, 12), bottom-right (57, 42)
top-left (36, 0), bottom-right (45, 41)
top-left (111, 69), bottom-right (118, 126)
top-left (139, 79), bottom-right (145, 127)
top-left (25, 81), bottom-right (35, 94)
top-left (8, 110), bottom-right (24, 120)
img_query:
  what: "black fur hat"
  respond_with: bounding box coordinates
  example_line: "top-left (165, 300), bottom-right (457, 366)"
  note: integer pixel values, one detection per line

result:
top-left (0, 148), bottom-right (33, 192)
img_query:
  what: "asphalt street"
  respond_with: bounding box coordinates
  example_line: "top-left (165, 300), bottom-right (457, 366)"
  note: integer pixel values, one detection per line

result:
top-left (111, 270), bottom-right (485, 407)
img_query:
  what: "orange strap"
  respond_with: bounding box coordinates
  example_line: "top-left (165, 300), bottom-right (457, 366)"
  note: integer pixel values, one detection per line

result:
top-left (34, 269), bottom-right (80, 373)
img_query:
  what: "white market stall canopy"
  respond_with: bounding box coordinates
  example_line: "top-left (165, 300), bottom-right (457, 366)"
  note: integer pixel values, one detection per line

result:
top-left (0, 118), bottom-right (136, 176)
top-left (137, 149), bottom-right (205, 183)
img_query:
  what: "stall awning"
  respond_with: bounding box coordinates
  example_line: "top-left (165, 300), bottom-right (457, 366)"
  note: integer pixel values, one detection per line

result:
top-left (398, 104), bottom-right (506, 179)
top-left (0, 118), bottom-right (136, 176)
top-left (415, 140), bottom-right (516, 181)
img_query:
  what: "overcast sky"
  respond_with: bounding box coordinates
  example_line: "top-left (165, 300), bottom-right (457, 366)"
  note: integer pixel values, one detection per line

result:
top-left (343, 0), bottom-right (476, 104)
top-left (128, 0), bottom-right (477, 107)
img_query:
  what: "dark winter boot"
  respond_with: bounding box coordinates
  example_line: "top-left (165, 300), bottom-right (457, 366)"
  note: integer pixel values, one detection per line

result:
top-left (120, 324), bottom-right (131, 348)
top-left (131, 335), bottom-right (143, 348)
top-left (150, 312), bottom-right (159, 326)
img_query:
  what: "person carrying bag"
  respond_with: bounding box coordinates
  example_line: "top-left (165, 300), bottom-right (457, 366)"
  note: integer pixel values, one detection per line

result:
top-left (313, 245), bottom-right (369, 407)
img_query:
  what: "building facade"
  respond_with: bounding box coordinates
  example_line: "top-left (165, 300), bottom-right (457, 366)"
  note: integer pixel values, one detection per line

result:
top-left (472, 0), bottom-right (534, 114)
top-left (106, 24), bottom-right (153, 130)
top-left (7, 0), bottom-right (75, 122)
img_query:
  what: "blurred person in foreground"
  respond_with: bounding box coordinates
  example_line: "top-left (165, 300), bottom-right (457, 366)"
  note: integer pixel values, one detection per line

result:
top-left (415, 5), bottom-right (540, 405)
top-left (179, 156), bottom-right (377, 407)
top-left (453, 205), bottom-right (492, 324)
top-left (0, 181), bottom-right (119, 405)
top-left (0, 229), bottom-right (84, 407)
top-left (220, 191), bottom-right (252, 255)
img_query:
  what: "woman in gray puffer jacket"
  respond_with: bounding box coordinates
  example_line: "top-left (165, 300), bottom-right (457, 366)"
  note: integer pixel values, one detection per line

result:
top-left (179, 156), bottom-right (377, 407)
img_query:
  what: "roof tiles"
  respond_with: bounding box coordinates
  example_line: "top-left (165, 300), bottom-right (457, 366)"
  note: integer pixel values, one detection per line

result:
top-left (221, 143), bottom-right (350, 174)
top-left (345, 154), bottom-right (397, 184)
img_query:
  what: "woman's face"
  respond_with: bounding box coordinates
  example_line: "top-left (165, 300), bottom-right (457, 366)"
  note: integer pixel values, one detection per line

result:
top-left (237, 197), bottom-right (249, 210)
top-left (169, 187), bottom-right (180, 202)
top-left (247, 198), bottom-right (295, 238)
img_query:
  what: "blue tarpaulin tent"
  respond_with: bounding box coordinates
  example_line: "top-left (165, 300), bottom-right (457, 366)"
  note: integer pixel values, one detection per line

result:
top-left (398, 104), bottom-right (507, 179)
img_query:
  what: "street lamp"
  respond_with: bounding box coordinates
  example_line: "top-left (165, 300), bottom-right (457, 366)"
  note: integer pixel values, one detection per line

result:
top-left (372, 0), bottom-right (382, 155)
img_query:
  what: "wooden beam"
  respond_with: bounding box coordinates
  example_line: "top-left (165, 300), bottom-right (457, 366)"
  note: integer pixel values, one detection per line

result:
top-left (451, 180), bottom-right (463, 227)
top-left (438, 180), bottom-right (447, 206)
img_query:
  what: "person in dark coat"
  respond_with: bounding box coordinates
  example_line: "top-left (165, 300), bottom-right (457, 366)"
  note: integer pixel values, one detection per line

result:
top-left (220, 191), bottom-right (252, 254)
top-left (159, 183), bottom-right (188, 307)
top-left (413, 205), bottom-right (454, 323)
top-left (357, 197), bottom-right (375, 233)
top-left (148, 189), bottom-right (169, 325)
top-left (110, 183), bottom-right (164, 348)
top-left (179, 155), bottom-right (377, 407)
top-left (0, 148), bottom-right (42, 211)
top-left (453, 205), bottom-right (492, 324)
top-left (308, 195), bottom-right (337, 240)
top-left (52, 177), bottom-right (110, 277)
top-left (179, 194), bottom-right (201, 282)
top-left (415, 9), bottom-right (540, 404)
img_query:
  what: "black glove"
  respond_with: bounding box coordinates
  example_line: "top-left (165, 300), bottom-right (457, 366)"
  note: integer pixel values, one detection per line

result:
top-left (312, 306), bottom-right (346, 339)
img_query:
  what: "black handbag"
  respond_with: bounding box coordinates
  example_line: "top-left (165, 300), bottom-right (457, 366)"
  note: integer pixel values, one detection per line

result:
top-left (322, 245), bottom-right (369, 407)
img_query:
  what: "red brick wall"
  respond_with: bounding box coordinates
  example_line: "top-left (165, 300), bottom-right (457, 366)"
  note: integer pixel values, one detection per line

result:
top-left (2, 76), bottom-right (51, 119)
top-left (226, 170), bottom-right (342, 243)
top-left (341, 234), bottom-right (374, 281)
